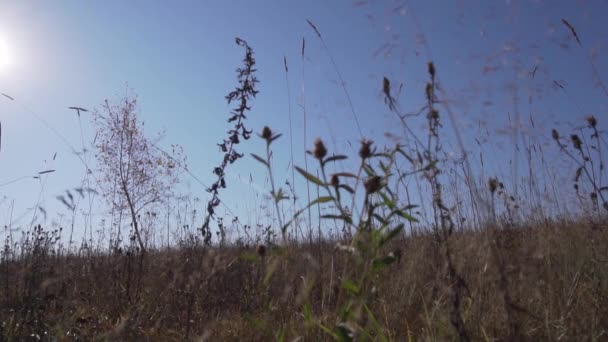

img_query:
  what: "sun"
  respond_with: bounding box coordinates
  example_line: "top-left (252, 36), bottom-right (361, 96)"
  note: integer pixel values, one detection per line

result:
top-left (0, 34), bottom-right (12, 71)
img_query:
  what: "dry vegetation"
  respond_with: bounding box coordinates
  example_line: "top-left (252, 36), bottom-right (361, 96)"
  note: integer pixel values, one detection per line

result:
top-left (1, 220), bottom-right (607, 340)
top-left (2, 19), bottom-right (608, 342)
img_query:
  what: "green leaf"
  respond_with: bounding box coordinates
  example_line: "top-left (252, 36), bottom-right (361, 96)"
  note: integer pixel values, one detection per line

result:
top-left (362, 164), bottom-right (375, 176)
top-left (363, 304), bottom-right (388, 342)
top-left (397, 148), bottom-right (416, 165)
top-left (295, 166), bottom-right (325, 186)
top-left (251, 153), bottom-right (269, 167)
top-left (281, 196), bottom-right (334, 232)
top-left (333, 172), bottom-right (358, 179)
top-left (394, 210), bottom-right (419, 222)
top-left (239, 252), bottom-right (259, 261)
top-left (318, 322), bottom-right (340, 341)
top-left (270, 133), bottom-right (283, 143)
top-left (303, 302), bottom-right (313, 322)
top-left (379, 223), bottom-right (404, 246)
top-left (372, 213), bottom-right (389, 226)
top-left (272, 188), bottom-right (289, 203)
top-left (375, 152), bottom-right (391, 159)
top-left (379, 161), bottom-right (389, 173)
top-left (323, 154), bottom-right (348, 166)
top-left (342, 279), bottom-right (360, 295)
top-left (373, 255), bottom-right (398, 271)
top-left (321, 214), bottom-right (352, 224)
top-left (276, 325), bottom-right (285, 342)
top-left (311, 196), bottom-right (334, 205)
top-left (379, 192), bottom-right (396, 210)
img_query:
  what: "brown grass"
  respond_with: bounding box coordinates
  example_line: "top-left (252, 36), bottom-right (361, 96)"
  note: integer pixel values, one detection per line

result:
top-left (1, 220), bottom-right (606, 340)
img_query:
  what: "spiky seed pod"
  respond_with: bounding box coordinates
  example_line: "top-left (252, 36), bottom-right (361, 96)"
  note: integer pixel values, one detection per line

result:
top-left (428, 109), bottom-right (439, 121)
top-left (359, 139), bottom-right (373, 159)
top-left (587, 115), bottom-right (597, 128)
top-left (330, 174), bottom-right (340, 187)
top-left (488, 177), bottom-right (498, 194)
top-left (261, 126), bottom-right (273, 141)
top-left (364, 175), bottom-right (382, 194)
top-left (570, 134), bottom-right (582, 150)
top-left (256, 244), bottom-right (266, 257)
top-left (428, 62), bottom-right (436, 78)
top-left (552, 129), bottom-right (560, 141)
top-left (382, 77), bottom-right (390, 95)
top-left (313, 138), bottom-right (327, 160)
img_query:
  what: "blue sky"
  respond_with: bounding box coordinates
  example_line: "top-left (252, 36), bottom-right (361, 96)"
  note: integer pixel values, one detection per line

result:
top-left (1, 1), bottom-right (607, 241)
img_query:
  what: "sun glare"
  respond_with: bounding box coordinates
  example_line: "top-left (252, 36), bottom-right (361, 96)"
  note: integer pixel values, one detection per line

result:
top-left (0, 34), bottom-right (12, 71)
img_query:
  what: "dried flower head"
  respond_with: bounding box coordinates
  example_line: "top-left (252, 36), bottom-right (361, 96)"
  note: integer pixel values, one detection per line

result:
top-left (313, 138), bottom-right (328, 160)
top-left (359, 139), bottom-right (373, 159)
top-left (428, 109), bottom-right (439, 121)
top-left (261, 126), bottom-right (273, 141)
top-left (488, 177), bottom-right (499, 194)
top-left (428, 62), bottom-right (436, 79)
top-left (587, 115), bottom-right (597, 128)
top-left (330, 174), bottom-right (340, 187)
top-left (570, 134), bottom-right (582, 150)
top-left (364, 175), bottom-right (382, 194)
top-left (256, 244), bottom-right (266, 257)
top-left (551, 129), bottom-right (560, 141)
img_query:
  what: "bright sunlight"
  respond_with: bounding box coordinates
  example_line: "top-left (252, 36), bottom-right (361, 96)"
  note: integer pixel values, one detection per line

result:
top-left (0, 33), bottom-right (12, 71)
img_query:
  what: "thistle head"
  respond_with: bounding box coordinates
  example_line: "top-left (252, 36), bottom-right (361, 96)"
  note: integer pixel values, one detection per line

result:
top-left (570, 134), bottom-right (582, 150)
top-left (364, 175), bottom-right (382, 194)
top-left (330, 174), bottom-right (340, 188)
top-left (261, 126), bottom-right (273, 142)
top-left (428, 62), bottom-right (436, 79)
top-left (587, 115), bottom-right (597, 129)
top-left (256, 244), bottom-right (266, 257)
top-left (359, 139), bottom-right (373, 160)
top-left (313, 138), bottom-right (328, 160)
top-left (488, 177), bottom-right (499, 194)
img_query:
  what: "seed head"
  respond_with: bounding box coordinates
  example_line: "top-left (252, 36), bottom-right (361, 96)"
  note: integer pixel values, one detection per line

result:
top-left (364, 175), bottom-right (382, 194)
top-left (330, 174), bottom-right (340, 187)
top-left (261, 126), bottom-right (273, 141)
top-left (359, 139), bottom-right (373, 159)
top-left (256, 244), bottom-right (266, 257)
top-left (313, 138), bottom-right (328, 160)
top-left (570, 134), bottom-right (582, 150)
top-left (428, 62), bottom-right (436, 79)
top-left (382, 77), bottom-right (390, 95)
top-left (551, 129), bottom-right (560, 141)
top-left (488, 177), bottom-right (498, 194)
top-left (587, 115), bottom-right (597, 128)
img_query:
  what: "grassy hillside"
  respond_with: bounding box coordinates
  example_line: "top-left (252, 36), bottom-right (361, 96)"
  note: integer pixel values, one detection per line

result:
top-left (2, 21), bottom-right (608, 341)
top-left (1, 220), bottom-right (607, 340)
